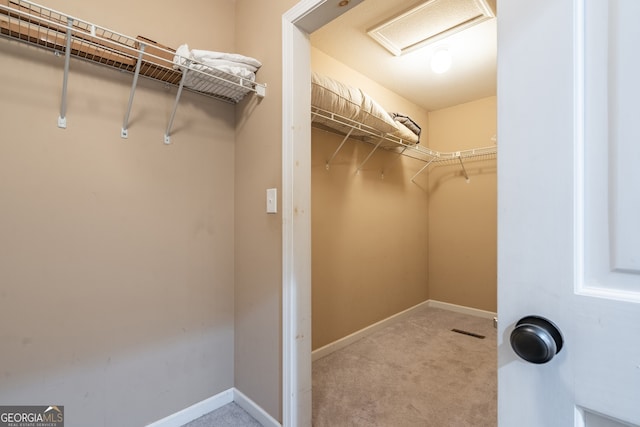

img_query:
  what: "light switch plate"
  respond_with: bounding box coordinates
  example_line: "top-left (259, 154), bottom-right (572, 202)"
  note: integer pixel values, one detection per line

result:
top-left (266, 188), bottom-right (277, 214)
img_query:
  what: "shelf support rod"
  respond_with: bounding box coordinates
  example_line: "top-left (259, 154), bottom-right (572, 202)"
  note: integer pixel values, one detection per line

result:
top-left (410, 157), bottom-right (436, 182)
top-left (326, 128), bottom-right (354, 170)
top-left (58, 16), bottom-right (73, 129)
top-left (121, 44), bottom-right (146, 138)
top-left (356, 136), bottom-right (384, 173)
top-left (457, 153), bottom-right (470, 182)
top-left (164, 62), bottom-right (190, 145)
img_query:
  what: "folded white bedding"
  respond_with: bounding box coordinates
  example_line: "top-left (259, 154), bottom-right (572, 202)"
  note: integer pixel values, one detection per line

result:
top-left (172, 44), bottom-right (261, 101)
top-left (194, 58), bottom-right (257, 73)
top-left (190, 48), bottom-right (262, 71)
top-left (174, 44), bottom-right (261, 76)
top-left (188, 61), bottom-right (256, 81)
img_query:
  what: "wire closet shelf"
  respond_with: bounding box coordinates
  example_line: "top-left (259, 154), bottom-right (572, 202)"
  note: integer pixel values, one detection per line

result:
top-left (0, 0), bottom-right (266, 143)
top-left (311, 106), bottom-right (497, 181)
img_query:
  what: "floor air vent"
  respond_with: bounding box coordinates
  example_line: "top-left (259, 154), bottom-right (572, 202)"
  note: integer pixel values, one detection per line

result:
top-left (451, 328), bottom-right (485, 339)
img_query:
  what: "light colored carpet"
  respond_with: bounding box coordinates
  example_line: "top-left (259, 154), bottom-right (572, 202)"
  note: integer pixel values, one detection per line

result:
top-left (312, 306), bottom-right (497, 426)
top-left (181, 402), bottom-right (262, 427)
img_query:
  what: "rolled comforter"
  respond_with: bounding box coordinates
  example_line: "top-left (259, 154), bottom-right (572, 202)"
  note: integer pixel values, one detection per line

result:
top-left (391, 113), bottom-right (421, 143)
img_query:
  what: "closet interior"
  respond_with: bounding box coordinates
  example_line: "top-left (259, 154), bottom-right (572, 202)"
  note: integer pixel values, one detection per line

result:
top-left (310, 0), bottom-right (497, 352)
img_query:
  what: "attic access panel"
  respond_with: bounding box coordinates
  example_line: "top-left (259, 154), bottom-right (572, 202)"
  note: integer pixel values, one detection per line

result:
top-left (367, 0), bottom-right (496, 56)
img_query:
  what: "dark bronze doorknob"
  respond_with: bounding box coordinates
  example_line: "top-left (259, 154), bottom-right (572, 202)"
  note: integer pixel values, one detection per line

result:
top-left (510, 316), bottom-right (564, 364)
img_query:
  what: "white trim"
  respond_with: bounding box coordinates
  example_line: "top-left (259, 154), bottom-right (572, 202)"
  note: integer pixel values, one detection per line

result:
top-left (574, 405), bottom-right (586, 427)
top-left (145, 388), bottom-right (282, 427)
top-left (312, 300), bottom-right (430, 361)
top-left (281, 16), bottom-right (296, 427)
top-left (145, 388), bottom-right (234, 427)
top-left (283, 0), bottom-right (325, 26)
top-left (282, 1), bottom-right (367, 425)
top-left (282, 3), bottom-right (317, 426)
top-left (233, 388), bottom-right (282, 427)
top-left (572, 0), bottom-right (586, 296)
top-left (427, 300), bottom-right (497, 319)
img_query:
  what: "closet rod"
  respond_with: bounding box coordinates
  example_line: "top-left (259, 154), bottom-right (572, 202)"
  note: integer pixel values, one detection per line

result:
top-left (121, 44), bottom-right (146, 138)
top-left (57, 16), bottom-right (72, 129)
top-left (164, 62), bottom-right (190, 145)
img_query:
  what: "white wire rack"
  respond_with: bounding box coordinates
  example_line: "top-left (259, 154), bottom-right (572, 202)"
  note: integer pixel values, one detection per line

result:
top-left (0, 0), bottom-right (267, 143)
top-left (311, 106), bottom-right (496, 181)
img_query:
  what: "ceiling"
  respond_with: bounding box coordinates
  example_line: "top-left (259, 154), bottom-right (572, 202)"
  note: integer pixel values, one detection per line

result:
top-left (309, 0), bottom-right (497, 112)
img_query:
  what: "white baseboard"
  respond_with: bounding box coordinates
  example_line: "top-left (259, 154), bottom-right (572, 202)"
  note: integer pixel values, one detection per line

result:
top-left (312, 299), bottom-right (497, 361)
top-left (427, 300), bottom-right (497, 319)
top-left (146, 387), bottom-right (281, 427)
top-left (233, 388), bottom-right (281, 427)
top-left (312, 300), bottom-right (430, 362)
top-left (146, 388), bottom-right (234, 427)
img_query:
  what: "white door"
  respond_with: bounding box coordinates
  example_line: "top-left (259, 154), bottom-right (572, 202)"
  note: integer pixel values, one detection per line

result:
top-left (498, 0), bottom-right (640, 426)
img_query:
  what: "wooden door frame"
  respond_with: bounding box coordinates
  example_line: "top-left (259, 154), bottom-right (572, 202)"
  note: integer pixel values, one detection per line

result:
top-left (282, 2), bottom-right (365, 425)
top-left (281, 4), bottom-right (312, 425)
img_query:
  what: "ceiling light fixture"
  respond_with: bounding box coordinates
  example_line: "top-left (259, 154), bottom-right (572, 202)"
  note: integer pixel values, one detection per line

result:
top-left (338, 0), bottom-right (350, 7)
top-left (431, 48), bottom-right (452, 73)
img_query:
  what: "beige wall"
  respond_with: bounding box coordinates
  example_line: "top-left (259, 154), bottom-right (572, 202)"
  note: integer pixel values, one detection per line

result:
top-left (311, 48), bottom-right (430, 350)
top-left (426, 96), bottom-right (497, 312)
top-left (233, 0), bottom-right (298, 421)
top-left (0, 1), bottom-right (238, 426)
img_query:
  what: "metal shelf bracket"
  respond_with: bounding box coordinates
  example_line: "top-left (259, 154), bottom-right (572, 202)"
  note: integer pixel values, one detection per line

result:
top-left (326, 127), bottom-right (354, 170)
top-left (57, 16), bottom-right (73, 129)
top-left (410, 157), bottom-right (436, 182)
top-left (121, 44), bottom-right (146, 139)
top-left (356, 136), bottom-right (384, 172)
top-left (164, 62), bottom-right (190, 145)
top-left (457, 152), bottom-right (471, 183)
